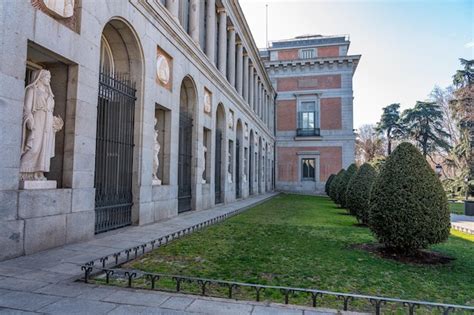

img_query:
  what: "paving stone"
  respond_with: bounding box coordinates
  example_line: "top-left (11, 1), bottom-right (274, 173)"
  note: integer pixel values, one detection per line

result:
top-left (159, 296), bottom-right (194, 310)
top-left (38, 297), bottom-right (117, 314)
top-left (34, 283), bottom-right (90, 297)
top-left (252, 305), bottom-right (303, 315)
top-left (0, 278), bottom-right (48, 292)
top-left (0, 291), bottom-right (61, 311)
top-left (186, 299), bottom-right (253, 315)
top-left (77, 286), bottom-right (118, 301)
top-left (304, 310), bottom-right (338, 315)
top-left (0, 308), bottom-right (39, 315)
top-left (8, 270), bottom-right (73, 284)
top-left (103, 290), bottom-right (170, 307)
top-left (0, 289), bottom-right (11, 296)
top-left (42, 263), bottom-right (82, 276)
top-left (108, 305), bottom-right (191, 315)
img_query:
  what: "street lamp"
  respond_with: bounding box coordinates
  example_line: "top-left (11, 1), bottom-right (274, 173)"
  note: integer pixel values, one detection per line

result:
top-left (435, 164), bottom-right (442, 177)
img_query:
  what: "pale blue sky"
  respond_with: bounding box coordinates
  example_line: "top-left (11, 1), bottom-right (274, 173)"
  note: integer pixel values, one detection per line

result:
top-left (240, 0), bottom-right (474, 128)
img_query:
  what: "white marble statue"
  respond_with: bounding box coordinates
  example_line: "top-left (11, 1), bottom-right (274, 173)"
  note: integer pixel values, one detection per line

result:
top-left (152, 119), bottom-right (162, 185)
top-left (228, 112), bottom-right (234, 129)
top-left (227, 151), bottom-right (233, 183)
top-left (42, 0), bottom-right (75, 18)
top-left (204, 90), bottom-right (211, 113)
top-left (243, 154), bottom-right (248, 183)
top-left (20, 69), bottom-right (63, 182)
top-left (201, 145), bottom-right (207, 183)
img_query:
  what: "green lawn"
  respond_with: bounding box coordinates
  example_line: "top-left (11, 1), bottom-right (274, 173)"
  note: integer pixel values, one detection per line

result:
top-left (105, 194), bottom-right (474, 312)
top-left (449, 202), bottom-right (465, 215)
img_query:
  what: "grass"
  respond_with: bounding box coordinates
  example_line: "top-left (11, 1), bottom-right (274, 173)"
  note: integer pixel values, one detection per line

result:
top-left (449, 202), bottom-right (465, 215)
top-left (99, 194), bottom-right (474, 312)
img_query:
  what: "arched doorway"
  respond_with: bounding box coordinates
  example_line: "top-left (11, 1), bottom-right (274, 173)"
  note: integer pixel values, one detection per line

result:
top-left (94, 19), bottom-right (143, 233)
top-left (249, 130), bottom-right (254, 195)
top-left (236, 120), bottom-right (243, 199)
top-left (215, 104), bottom-right (226, 204)
top-left (178, 77), bottom-right (197, 213)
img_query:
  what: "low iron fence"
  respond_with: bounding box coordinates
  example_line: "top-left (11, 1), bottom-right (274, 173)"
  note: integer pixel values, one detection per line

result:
top-left (78, 199), bottom-right (474, 315)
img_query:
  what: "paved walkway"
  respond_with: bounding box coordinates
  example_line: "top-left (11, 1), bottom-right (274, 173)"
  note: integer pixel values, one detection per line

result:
top-left (451, 214), bottom-right (474, 235)
top-left (0, 193), bottom-right (353, 314)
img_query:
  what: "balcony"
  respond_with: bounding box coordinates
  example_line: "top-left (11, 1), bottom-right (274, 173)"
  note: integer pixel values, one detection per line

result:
top-left (296, 127), bottom-right (321, 137)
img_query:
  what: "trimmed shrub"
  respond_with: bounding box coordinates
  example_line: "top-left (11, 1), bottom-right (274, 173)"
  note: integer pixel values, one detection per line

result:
top-left (370, 156), bottom-right (386, 173)
top-left (329, 169), bottom-right (345, 202)
top-left (369, 142), bottom-right (451, 253)
top-left (345, 163), bottom-right (378, 223)
top-left (337, 163), bottom-right (358, 208)
top-left (325, 174), bottom-right (336, 196)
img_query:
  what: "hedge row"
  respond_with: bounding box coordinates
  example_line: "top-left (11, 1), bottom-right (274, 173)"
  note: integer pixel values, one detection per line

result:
top-left (325, 142), bottom-right (450, 254)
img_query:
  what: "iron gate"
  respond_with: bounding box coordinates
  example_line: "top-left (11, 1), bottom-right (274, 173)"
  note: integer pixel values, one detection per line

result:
top-left (236, 139), bottom-right (241, 199)
top-left (178, 112), bottom-right (193, 213)
top-left (215, 129), bottom-right (222, 204)
top-left (94, 72), bottom-right (136, 234)
top-left (249, 144), bottom-right (253, 195)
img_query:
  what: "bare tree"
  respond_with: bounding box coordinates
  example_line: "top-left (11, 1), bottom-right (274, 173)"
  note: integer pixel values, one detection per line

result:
top-left (355, 124), bottom-right (385, 165)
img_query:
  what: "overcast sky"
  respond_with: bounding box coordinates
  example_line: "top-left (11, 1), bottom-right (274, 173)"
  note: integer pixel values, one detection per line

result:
top-left (239, 0), bottom-right (473, 129)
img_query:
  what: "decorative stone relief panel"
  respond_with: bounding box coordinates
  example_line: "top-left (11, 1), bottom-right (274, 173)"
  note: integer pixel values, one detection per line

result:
top-left (156, 46), bottom-right (173, 91)
top-left (32, 0), bottom-right (81, 32)
top-left (204, 88), bottom-right (212, 114)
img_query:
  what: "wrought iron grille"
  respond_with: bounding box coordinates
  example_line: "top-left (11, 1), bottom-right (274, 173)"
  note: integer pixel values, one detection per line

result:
top-left (296, 127), bottom-right (321, 137)
top-left (215, 129), bottom-right (222, 204)
top-left (236, 139), bottom-right (241, 199)
top-left (178, 112), bottom-right (193, 213)
top-left (94, 72), bottom-right (136, 234)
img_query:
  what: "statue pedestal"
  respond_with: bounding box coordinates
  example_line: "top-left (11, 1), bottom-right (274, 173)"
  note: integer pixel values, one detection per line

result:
top-left (20, 180), bottom-right (57, 190)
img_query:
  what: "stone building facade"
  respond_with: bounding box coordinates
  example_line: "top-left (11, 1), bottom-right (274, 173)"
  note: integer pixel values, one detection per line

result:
top-left (0, 0), bottom-right (275, 261)
top-left (261, 35), bottom-right (360, 193)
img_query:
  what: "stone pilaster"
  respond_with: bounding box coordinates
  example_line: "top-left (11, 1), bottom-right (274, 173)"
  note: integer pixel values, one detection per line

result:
top-left (236, 41), bottom-right (243, 95)
top-left (166, 0), bottom-right (180, 21)
top-left (249, 65), bottom-right (254, 110)
top-left (189, 0), bottom-right (200, 43)
top-left (205, 0), bottom-right (216, 62)
top-left (227, 26), bottom-right (236, 87)
top-left (243, 53), bottom-right (249, 102)
top-left (217, 8), bottom-right (227, 76)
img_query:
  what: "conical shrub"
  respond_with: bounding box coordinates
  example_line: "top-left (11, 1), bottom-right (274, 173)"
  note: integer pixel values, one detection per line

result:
top-left (346, 163), bottom-right (378, 223)
top-left (337, 163), bottom-right (358, 208)
top-left (325, 174), bottom-right (336, 196)
top-left (329, 169), bottom-right (345, 202)
top-left (369, 142), bottom-right (450, 253)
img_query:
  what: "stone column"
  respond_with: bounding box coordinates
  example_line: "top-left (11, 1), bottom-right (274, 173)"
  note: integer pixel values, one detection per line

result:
top-left (166, 0), bottom-right (180, 21)
top-left (189, 0), bottom-right (200, 43)
top-left (227, 26), bottom-right (236, 87)
top-left (205, 0), bottom-right (216, 62)
top-left (217, 8), bottom-right (227, 76)
top-left (236, 41), bottom-right (243, 95)
top-left (249, 65), bottom-right (254, 109)
top-left (243, 53), bottom-right (249, 102)
top-left (253, 74), bottom-right (258, 112)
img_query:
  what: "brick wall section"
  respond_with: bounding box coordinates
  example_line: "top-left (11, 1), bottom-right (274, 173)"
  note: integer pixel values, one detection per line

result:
top-left (276, 100), bottom-right (296, 131)
top-left (277, 74), bottom-right (341, 92)
top-left (318, 46), bottom-right (340, 57)
top-left (277, 49), bottom-right (299, 61)
top-left (320, 97), bottom-right (342, 130)
top-left (277, 146), bottom-right (342, 181)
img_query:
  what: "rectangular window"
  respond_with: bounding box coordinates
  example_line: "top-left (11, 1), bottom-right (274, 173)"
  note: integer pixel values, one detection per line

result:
top-left (298, 101), bottom-right (319, 129)
top-left (302, 158), bottom-right (315, 180)
top-left (301, 49), bottom-right (315, 59)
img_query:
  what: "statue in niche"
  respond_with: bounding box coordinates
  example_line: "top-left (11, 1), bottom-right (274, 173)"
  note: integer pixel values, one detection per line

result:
top-left (204, 90), bottom-right (211, 113)
top-left (20, 69), bottom-right (63, 183)
top-left (243, 153), bottom-right (247, 183)
top-left (228, 112), bottom-right (234, 129)
top-left (152, 119), bottom-right (162, 185)
top-left (41, 0), bottom-right (75, 18)
top-left (201, 145), bottom-right (207, 183)
top-left (227, 151), bottom-right (233, 183)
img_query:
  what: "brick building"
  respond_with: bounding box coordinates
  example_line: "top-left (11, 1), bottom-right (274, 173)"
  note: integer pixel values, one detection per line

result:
top-left (261, 35), bottom-right (361, 193)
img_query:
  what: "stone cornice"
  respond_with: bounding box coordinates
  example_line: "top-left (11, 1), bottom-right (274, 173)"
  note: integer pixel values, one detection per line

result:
top-left (266, 55), bottom-right (361, 74)
top-left (134, 0), bottom-right (274, 140)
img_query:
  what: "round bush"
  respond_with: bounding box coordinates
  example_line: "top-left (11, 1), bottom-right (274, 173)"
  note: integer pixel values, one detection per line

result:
top-left (345, 163), bottom-right (378, 223)
top-left (369, 142), bottom-right (450, 253)
top-left (325, 174), bottom-right (336, 195)
top-left (337, 163), bottom-right (358, 208)
top-left (329, 169), bottom-right (345, 202)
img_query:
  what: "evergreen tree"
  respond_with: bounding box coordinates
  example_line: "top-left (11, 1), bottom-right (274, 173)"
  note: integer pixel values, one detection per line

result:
top-left (375, 103), bottom-right (403, 155)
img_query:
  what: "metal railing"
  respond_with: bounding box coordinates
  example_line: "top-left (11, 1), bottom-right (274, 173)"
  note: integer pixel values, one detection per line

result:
top-left (80, 266), bottom-right (474, 315)
top-left (296, 127), bottom-right (320, 137)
